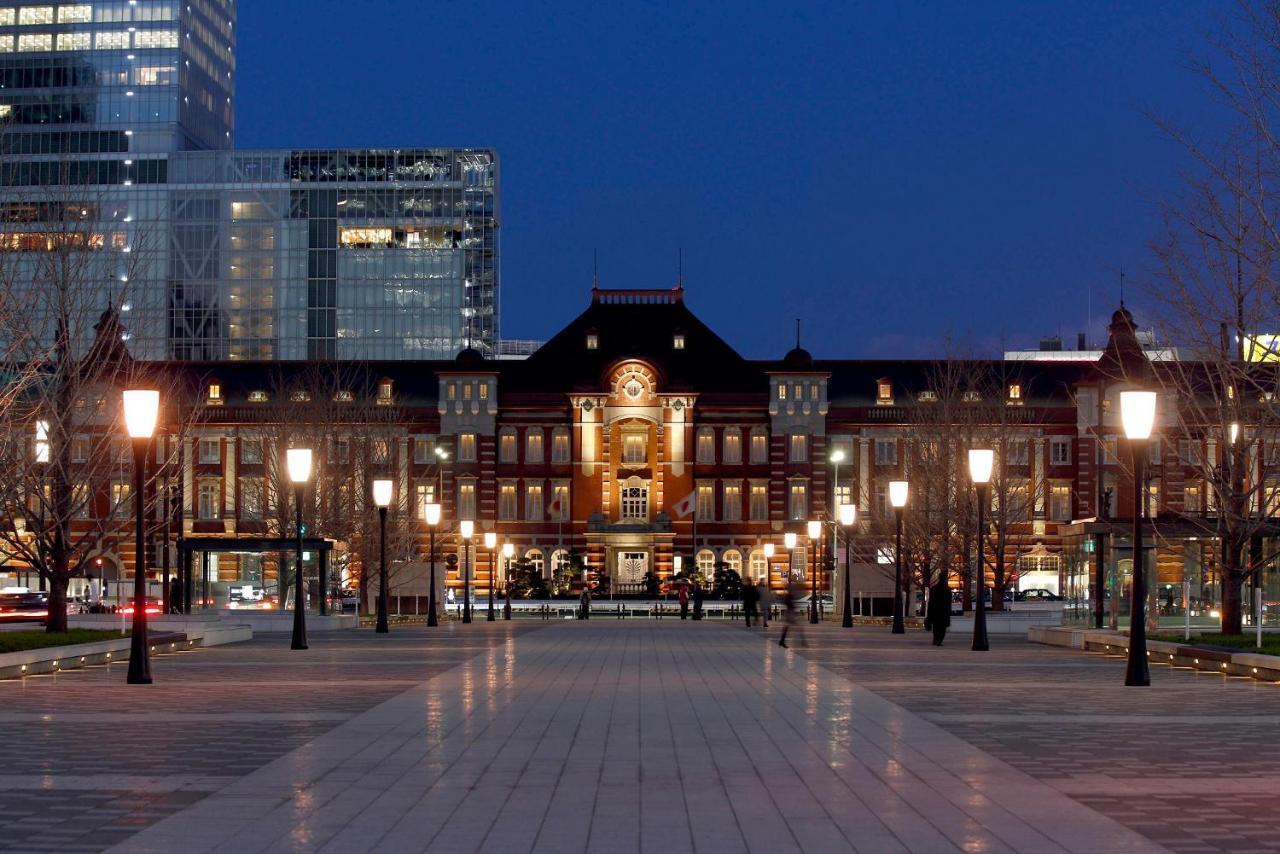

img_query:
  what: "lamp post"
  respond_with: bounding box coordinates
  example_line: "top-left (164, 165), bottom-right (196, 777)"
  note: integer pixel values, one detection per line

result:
top-left (889, 480), bottom-right (908, 634)
top-left (1121, 389), bottom-right (1157, 686)
top-left (503, 542), bottom-right (514, 620)
top-left (807, 519), bottom-right (822, 624)
top-left (763, 542), bottom-right (775, 585)
top-left (459, 519), bottom-right (474, 624)
top-left (287, 448), bottom-right (312, 650)
top-left (484, 531), bottom-right (497, 622)
top-left (372, 479), bottom-right (392, 634)
top-left (425, 502), bottom-right (441, 627)
top-left (122, 388), bottom-right (159, 685)
top-left (968, 449), bottom-right (993, 652)
top-left (840, 503), bottom-right (856, 628)
top-left (829, 448), bottom-right (845, 617)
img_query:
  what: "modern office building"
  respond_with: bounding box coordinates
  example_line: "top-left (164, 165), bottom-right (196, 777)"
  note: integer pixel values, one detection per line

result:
top-left (0, 1), bottom-right (500, 360)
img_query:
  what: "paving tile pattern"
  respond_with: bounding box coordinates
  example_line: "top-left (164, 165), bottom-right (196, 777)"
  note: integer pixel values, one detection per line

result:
top-left (0, 623), bottom-right (544, 853)
top-left (782, 624), bottom-right (1280, 853)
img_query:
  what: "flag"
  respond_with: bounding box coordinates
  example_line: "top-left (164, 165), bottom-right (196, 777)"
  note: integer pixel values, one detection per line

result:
top-left (547, 497), bottom-right (563, 518)
top-left (671, 490), bottom-right (697, 519)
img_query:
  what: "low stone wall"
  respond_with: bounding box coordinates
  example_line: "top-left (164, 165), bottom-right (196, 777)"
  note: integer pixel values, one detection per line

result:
top-left (210, 611), bottom-right (358, 632)
top-left (0, 623), bottom-right (252, 680)
top-left (1029, 625), bottom-right (1280, 682)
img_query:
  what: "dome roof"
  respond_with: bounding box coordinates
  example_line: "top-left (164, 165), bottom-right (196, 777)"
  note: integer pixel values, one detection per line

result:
top-left (782, 346), bottom-right (814, 370)
top-left (454, 347), bottom-right (486, 369)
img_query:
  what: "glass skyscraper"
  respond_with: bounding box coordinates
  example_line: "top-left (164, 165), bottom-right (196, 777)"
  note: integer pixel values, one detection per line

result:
top-left (0, 1), bottom-right (500, 361)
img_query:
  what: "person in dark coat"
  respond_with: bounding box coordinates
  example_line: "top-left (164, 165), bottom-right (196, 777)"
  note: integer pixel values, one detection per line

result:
top-left (758, 581), bottom-right (770, 627)
top-left (678, 584), bottom-right (689, 619)
top-left (778, 580), bottom-right (806, 648)
top-left (925, 581), bottom-right (952, 646)
top-left (742, 581), bottom-right (759, 627)
top-left (579, 587), bottom-right (591, 620)
top-left (692, 583), bottom-right (704, 620)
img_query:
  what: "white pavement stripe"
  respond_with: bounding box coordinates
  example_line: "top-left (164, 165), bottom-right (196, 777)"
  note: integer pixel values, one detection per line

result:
top-left (108, 624), bottom-right (1173, 854)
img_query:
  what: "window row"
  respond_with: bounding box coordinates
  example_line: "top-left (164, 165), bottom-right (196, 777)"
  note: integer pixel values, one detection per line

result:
top-left (498, 427), bottom-right (571, 465)
top-left (495, 481), bottom-right (570, 522)
top-left (694, 481), bottom-right (774, 522)
top-left (0, 28), bottom-right (179, 53)
top-left (694, 427), bottom-right (770, 465)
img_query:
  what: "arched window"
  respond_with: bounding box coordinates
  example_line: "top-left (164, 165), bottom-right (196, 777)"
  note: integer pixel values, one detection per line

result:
top-left (696, 549), bottom-right (715, 576)
top-left (525, 549), bottom-right (544, 575)
top-left (550, 549), bottom-right (570, 573)
top-left (723, 549), bottom-right (742, 577)
top-left (748, 549), bottom-right (767, 581)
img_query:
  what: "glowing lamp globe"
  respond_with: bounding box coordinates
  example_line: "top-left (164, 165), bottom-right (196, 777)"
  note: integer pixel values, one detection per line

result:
top-left (286, 448), bottom-right (312, 483)
top-left (424, 502), bottom-right (442, 526)
top-left (122, 389), bottom-right (159, 439)
top-left (839, 504), bottom-right (856, 527)
top-left (372, 479), bottom-right (393, 508)
top-left (1119, 390), bottom-right (1157, 440)
top-left (484, 532), bottom-right (497, 550)
top-left (968, 449), bottom-right (994, 485)
top-left (889, 480), bottom-right (908, 509)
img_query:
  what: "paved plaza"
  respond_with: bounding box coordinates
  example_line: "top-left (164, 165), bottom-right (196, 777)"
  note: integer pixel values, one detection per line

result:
top-left (0, 620), bottom-right (1276, 852)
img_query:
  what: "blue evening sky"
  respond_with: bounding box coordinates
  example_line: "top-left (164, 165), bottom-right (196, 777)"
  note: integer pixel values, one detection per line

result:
top-left (237, 1), bottom-right (1224, 358)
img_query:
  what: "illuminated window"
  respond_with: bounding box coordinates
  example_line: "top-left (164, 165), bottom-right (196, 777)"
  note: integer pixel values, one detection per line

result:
top-left (525, 483), bottom-right (544, 521)
top-left (446, 382), bottom-right (456, 400)
top-left (55, 32), bottom-right (89, 50)
top-left (377, 380), bottom-right (393, 405)
top-left (247, 390), bottom-right (268, 403)
top-left (750, 428), bottom-right (768, 463)
top-left (333, 390), bottom-right (353, 403)
top-left (457, 480), bottom-right (476, 520)
top-left (290, 390), bottom-right (310, 403)
top-left (1050, 483), bottom-right (1071, 522)
top-left (133, 29), bottom-right (178, 49)
top-left (722, 428), bottom-right (742, 464)
top-left (551, 483), bottom-right (569, 520)
top-left (458, 432), bottom-right (476, 462)
top-left (696, 482), bottom-right (715, 520)
top-left (788, 433), bottom-right (807, 463)
top-left (722, 483), bottom-right (742, 522)
top-left (917, 390), bottom-right (938, 403)
top-left (551, 429), bottom-right (570, 463)
top-left (1050, 437), bottom-right (1071, 465)
top-left (1184, 484), bottom-right (1201, 514)
top-left (525, 429), bottom-right (543, 463)
top-left (18, 34), bottom-right (53, 51)
top-left (0, 36), bottom-right (13, 52)
top-left (241, 479), bottom-right (264, 521)
top-left (0, 10), bottom-right (13, 25)
top-left (197, 481), bottom-right (221, 520)
top-left (207, 383), bottom-right (222, 403)
top-left (134, 64), bottom-right (176, 85)
top-left (620, 483), bottom-right (647, 520)
top-left (498, 430), bottom-right (516, 463)
top-left (696, 428), bottom-right (715, 464)
top-left (789, 482), bottom-right (807, 520)
top-left (94, 31), bottom-right (129, 50)
top-left (876, 379), bottom-right (893, 404)
top-left (749, 550), bottom-right (767, 581)
top-left (1007, 383), bottom-right (1022, 403)
top-left (622, 432), bottom-right (646, 465)
top-left (18, 6), bottom-right (53, 25)
top-left (525, 549), bottom-right (545, 575)
top-left (198, 439), bottom-right (220, 464)
top-left (750, 483), bottom-right (768, 520)
top-left (673, 334), bottom-right (685, 350)
top-left (696, 549), bottom-right (715, 575)
top-left (58, 4), bottom-right (91, 23)
top-left (414, 483), bottom-right (436, 519)
top-left (498, 483), bottom-right (516, 521)
top-left (478, 383), bottom-right (489, 400)
top-left (34, 420), bottom-right (49, 463)
top-left (723, 549), bottom-right (743, 577)
top-left (371, 438), bottom-right (390, 465)
top-left (585, 333), bottom-right (598, 350)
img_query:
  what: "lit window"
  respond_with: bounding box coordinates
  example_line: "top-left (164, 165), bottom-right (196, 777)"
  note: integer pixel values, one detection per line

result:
top-left (55, 32), bottom-right (89, 51)
top-left (197, 481), bottom-right (221, 520)
top-left (248, 390), bottom-right (268, 403)
top-left (876, 379), bottom-right (893, 404)
top-left (498, 431), bottom-right (516, 464)
top-left (290, 390), bottom-right (310, 403)
top-left (525, 483), bottom-right (544, 521)
top-left (132, 29), bottom-right (179, 49)
top-left (749, 549), bottom-right (767, 581)
top-left (0, 10), bottom-right (13, 26)
top-left (777, 384), bottom-right (787, 401)
top-left (789, 482), bottom-right (807, 520)
top-left (58, 5), bottom-right (91, 23)
top-left (478, 383), bottom-right (489, 400)
top-left (723, 549), bottom-right (743, 577)
top-left (1049, 484), bottom-right (1071, 522)
top-left (551, 483), bottom-right (569, 520)
top-left (18, 34), bottom-right (53, 51)
top-left (414, 483), bottom-right (436, 519)
top-left (586, 333), bottom-right (598, 350)
top-left (34, 420), bottom-right (49, 463)
top-left (198, 439), bottom-right (220, 464)
top-left (722, 429), bottom-right (742, 464)
top-left (0, 36), bottom-right (13, 52)
top-left (622, 432), bottom-right (646, 465)
top-left (750, 484), bottom-right (768, 520)
top-left (673, 334), bottom-right (685, 350)
top-left (498, 483), bottom-right (517, 520)
top-left (722, 483), bottom-right (742, 522)
top-left (458, 433), bottom-right (477, 462)
top-left (94, 31), bottom-right (130, 50)
top-left (696, 483), bottom-right (715, 520)
top-left (1184, 484), bottom-right (1202, 514)
top-left (207, 383), bottom-right (222, 403)
top-left (525, 429), bottom-right (544, 463)
top-left (696, 550), bottom-right (715, 576)
top-left (621, 483), bottom-right (647, 520)
top-left (788, 433), bottom-right (807, 463)
top-left (463, 383), bottom-right (473, 401)
top-left (696, 428), bottom-right (715, 464)
top-left (446, 383), bottom-right (456, 400)
top-left (457, 480), bottom-right (476, 520)
top-left (1008, 383), bottom-right (1022, 402)
top-left (18, 6), bottom-right (54, 25)
top-left (377, 380), bottom-right (393, 405)
top-left (750, 429), bottom-right (768, 463)
top-left (334, 390), bottom-right (353, 403)
top-left (551, 430), bottom-right (571, 463)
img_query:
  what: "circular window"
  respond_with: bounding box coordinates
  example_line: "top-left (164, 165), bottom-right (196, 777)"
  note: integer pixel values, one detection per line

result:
top-left (624, 379), bottom-right (644, 399)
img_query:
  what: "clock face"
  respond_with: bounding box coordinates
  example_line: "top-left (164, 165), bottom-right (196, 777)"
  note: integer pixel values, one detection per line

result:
top-left (624, 379), bottom-right (644, 400)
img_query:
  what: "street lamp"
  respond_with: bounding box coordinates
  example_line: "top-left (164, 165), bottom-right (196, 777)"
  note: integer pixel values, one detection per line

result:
top-left (459, 519), bottom-right (474, 624)
top-left (425, 501), bottom-right (441, 627)
top-left (484, 531), bottom-right (497, 622)
top-left (286, 447), bottom-right (312, 651)
top-left (122, 388), bottom-right (158, 685)
top-left (503, 541), bottom-right (514, 620)
top-left (829, 449), bottom-right (845, 607)
top-left (372, 479), bottom-right (393, 635)
top-left (1121, 389), bottom-right (1157, 686)
top-left (763, 542), bottom-right (775, 585)
top-left (889, 480), bottom-right (908, 634)
top-left (968, 449), bottom-right (994, 652)
top-left (840, 503), bottom-right (856, 628)
top-left (807, 519), bottom-right (822, 624)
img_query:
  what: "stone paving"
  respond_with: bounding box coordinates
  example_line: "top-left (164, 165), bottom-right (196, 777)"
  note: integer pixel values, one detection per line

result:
top-left (784, 623), bottom-right (1280, 853)
top-left (2, 619), bottom-right (1277, 853)
top-left (0, 622), bottom-right (544, 853)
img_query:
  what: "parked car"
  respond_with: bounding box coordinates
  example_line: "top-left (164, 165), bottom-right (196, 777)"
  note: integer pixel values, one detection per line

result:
top-left (119, 597), bottom-right (163, 616)
top-left (1016, 588), bottom-right (1062, 602)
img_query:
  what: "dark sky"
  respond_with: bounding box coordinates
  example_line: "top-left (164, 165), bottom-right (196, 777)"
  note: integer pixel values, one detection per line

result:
top-left (237, 1), bottom-right (1222, 359)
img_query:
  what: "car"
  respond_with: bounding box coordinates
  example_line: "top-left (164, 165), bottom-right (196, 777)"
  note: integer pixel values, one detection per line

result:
top-left (1015, 588), bottom-right (1062, 602)
top-left (0, 591), bottom-right (47, 622)
top-left (119, 597), bottom-right (163, 616)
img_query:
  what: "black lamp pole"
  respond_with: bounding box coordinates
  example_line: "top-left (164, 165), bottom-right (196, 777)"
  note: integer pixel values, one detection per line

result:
top-left (487, 543), bottom-right (496, 621)
top-left (126, 437), bottom-right (152, 685)
top-left (291, 483), bottom-right (308, 650)
top-left (375, 505), bottom-right (389, 634)
top-left (841, 524), bottom-right (853, 628)
top-left (427, 524), bottom-right (438, 627)
top-left (809, 534), bottom-right (820, 624)
top-left (892, 507), bottom-right (905, 633)
top-left (503, 554), bottom-right (512, 620)
top-left (1126, 439), bottom-right (1150, 686)
top-left (462, 537), bottom-right (472, 624)
top-left (973, 482), bottom-right (990, 652)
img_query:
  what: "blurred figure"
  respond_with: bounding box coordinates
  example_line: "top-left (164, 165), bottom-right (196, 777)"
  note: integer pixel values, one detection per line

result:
top-left (778, 578), bottom-right (805, 648)
top-left (925, 580), bottom-right (951, 646)
top-left (742, 580), bottom-right (760, 627)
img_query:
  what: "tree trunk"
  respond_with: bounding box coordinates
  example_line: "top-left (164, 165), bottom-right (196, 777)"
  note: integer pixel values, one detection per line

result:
top-left (992, 539), bottom-right (1006, 611)
top-left (45, 574), bottom-right (69, 633)
top-left (1221, 536), bottom-right (1245, 635)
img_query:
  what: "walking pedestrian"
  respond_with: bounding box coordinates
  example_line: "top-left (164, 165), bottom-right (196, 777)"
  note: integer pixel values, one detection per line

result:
top-left (579, 587), bottom-right (591, 620)
top-left (692, 582), bottom-right (704, 621)
top-left (925, 580), bottom-right (951, 646)
top-left (679, 583), bottom-right (689, 620)
top-left (758, 580), bottom-right (771, 627)
top-left (742, 580), bottom-right (759, 627)
top-left (778, 579), bottom-right (805, 648)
